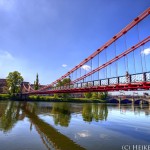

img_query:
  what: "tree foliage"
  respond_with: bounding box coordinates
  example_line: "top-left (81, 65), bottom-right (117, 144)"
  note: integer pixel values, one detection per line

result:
top-left (84, 92), bottom-right (108, 100)
top-left (56, 78), bottom-right (71, 99)
top-left (99, 92), bottom-right (108, 100)
top-left (56, 78), bottom-right (71, 87)
top-left (84, 92), bottom-right (92, 98)
top-left (6, 71), bottom-right (23, 95)
top-left (34, 73), bottom-right (39, 90)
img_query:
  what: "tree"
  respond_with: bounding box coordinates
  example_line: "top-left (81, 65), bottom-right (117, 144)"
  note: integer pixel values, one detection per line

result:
top-left (56, 78), bottom-right (71, 99)
top-left (56, 78), bottom-right (71, 87)
top-left (92, 92), bottom-right (99, 99)
top-left (99, 92), bottom-right (108, 100)
top-left (2, 86), bottom-right (9, 94)
top-left (34, 73), bottom-right (39, 90)
top-left (84, 92), bottom-right (92, 98)
top-left (6, 71), bottom-right (23, 95)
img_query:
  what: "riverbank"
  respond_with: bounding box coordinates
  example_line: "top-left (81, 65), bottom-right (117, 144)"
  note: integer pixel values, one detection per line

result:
top-left (0, 94), bottom-right (11, 100)
top-left (0, 94), bottom-right (106, 103)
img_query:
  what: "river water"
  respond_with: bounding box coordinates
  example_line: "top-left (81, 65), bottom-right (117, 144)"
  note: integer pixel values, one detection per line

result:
top-left (0, 100), bottom-right (149, 150)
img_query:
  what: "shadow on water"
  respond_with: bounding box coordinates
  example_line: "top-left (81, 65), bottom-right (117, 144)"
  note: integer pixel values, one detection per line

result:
top-left (0, 101), bottom-right (85, 150)
top-left (21, 102), bottom-right (85, 150)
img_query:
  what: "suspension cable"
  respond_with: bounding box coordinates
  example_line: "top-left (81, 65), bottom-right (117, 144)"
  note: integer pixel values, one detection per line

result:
top-left (98, 53), bottom-right (100, 80)
top-left (105, 49), bottom-right (107, 78)
top-left (76, 69), bottom-right (77, 80)
top-left (124, 34), bottom-right (129, 73)
top-left (91, 59), bottom-right (92, 81)
top-left (133, 50), bottom-right (136, 74)
top-left (137, 23), bottom-right (144, 73)
top-left (142, 44), bottom-right (147, 72)
top-left (114, 41), bottom-right (118, 77)
top-left (109, 64), bottom-right (111, 78)
top-left (80, 67), bottom-right (81, 78)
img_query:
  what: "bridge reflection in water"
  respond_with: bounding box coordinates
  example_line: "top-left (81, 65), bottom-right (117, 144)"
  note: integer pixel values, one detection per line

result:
top-left (0, 101), bottom-right (150, 150)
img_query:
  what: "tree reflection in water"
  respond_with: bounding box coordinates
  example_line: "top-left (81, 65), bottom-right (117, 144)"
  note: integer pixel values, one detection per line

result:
top-left (82, 104), bottom-right (108, 122)
top-left (0, 101), bottom-right (25, 133)
top-left (0, 101), bottom-right (150, 150)
top-left (51, 103), bottom-right (71, 127)
top-left (22, 102), bottom-right (85, 150)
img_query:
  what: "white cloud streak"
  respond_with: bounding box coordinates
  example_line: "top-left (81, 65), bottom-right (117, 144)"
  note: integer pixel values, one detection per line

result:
top-left (141, 48), bottom-right (150, 55)
top-left (81, 65), bottom-right (91, 71)
top-left (62, 64), bottom-right (67, 67)
top-left (0, 50), bottom-right (14, 60)
top-left (75, 130), bottom-right (90, 139)
top-left (0, 50), bottom-right (35, 83)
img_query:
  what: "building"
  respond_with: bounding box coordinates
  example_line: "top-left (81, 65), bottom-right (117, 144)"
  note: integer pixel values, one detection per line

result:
top-left (0, 79), bottom-right (7, 93)
top-left (0, 79), bottom-right (46, 94)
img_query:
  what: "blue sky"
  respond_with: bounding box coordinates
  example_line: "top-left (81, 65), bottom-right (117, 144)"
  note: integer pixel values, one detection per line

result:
top-left (0, 0), bottom-right (150, 84)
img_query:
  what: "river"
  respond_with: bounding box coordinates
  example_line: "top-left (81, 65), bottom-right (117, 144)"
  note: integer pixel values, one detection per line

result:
top-left (0, 100), bottom-right (150, 150)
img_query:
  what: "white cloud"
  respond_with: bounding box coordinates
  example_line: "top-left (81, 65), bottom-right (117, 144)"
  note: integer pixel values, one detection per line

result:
top-left (62, 64), bottom-right (67, 67)
top-left (81, 65), bottom-right (91, 71)
top-left (0, 50), bottom-right (14, 60)
top-left (75, 130), bottom-right (90, 139)
top-left (0, 50), bottom-right (35, 83)
top-left (141, 48), bottom-right (150, 55)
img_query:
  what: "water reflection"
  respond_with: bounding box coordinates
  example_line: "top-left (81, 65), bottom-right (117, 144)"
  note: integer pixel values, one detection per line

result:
top-left (51, 103), bottom-right (71, 127)
top-left (0, 101), bottom-right (25, 132)
top-left (0, 101), bottom-right (149, 132)
top-left (22, 102), bottom-right (84, 150)
top-left (82, 103), bottom-right (108, 122)
top-left (0, 101), bottom-right (150, 150)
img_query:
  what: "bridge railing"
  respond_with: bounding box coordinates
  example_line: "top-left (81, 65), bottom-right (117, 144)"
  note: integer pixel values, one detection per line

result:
top-left (51, 72), bottom-right (150, 91)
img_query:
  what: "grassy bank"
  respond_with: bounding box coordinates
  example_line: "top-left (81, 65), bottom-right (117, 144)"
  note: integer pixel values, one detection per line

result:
top-left (0, 94), bottom-right (107, 103)
top-left (0, 94), bottom-right (11, 100)
top-left (27, 95), bottom-right (106, 103)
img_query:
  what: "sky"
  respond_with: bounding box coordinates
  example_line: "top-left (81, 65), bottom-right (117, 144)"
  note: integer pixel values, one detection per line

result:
top-left (0, 0), bottom-right (150, 85)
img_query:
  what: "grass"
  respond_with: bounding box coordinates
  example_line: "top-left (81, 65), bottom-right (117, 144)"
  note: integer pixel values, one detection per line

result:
top-left (28, 95), bottom-right (106, 103)
top-left (0, 94), bottom-right (10, 100)
top-left (0, 94), bottom-right (107, 103)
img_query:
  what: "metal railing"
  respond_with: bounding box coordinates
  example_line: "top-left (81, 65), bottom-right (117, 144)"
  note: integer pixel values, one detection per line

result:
top-left (51, 72), bottom-right (150, 91)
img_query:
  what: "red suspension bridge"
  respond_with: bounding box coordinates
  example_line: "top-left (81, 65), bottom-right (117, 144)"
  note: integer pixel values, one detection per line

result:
top-left (23, 8), bottom-right (150, 95)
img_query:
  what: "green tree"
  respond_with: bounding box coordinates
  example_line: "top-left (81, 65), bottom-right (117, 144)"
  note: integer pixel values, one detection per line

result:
top-left (56, 78), bottom-right (71, 99)
top-left (62, 78), bottom-right (71, 85)
top-left (56, 78), bottom-right (71, 87)
top-left (92, 92), bottom-right (99, 99)
top-left (34, 73), bottom-right (39, 90)
top-left (6, 71), bottom-right (23, 95)
top-left (99, 92), bottom-right (108, 100)
top-left (84, 92), bottom-right (92, 98)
